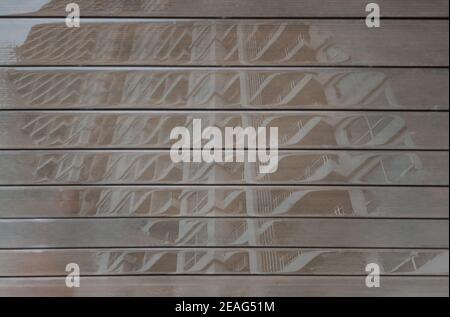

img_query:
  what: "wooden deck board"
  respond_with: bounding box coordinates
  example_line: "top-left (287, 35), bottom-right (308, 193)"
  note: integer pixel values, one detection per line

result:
top-left (0, 150), bottom-right (447, 185)
top-left (0, 111), bottom-right (447, 149)
top-left (0, 218), bottom-right (447, 248)
top-left (0, 19), bottom-right (448, 66)
top-left (0, 276), bottom-right (448, 296)
top-left (0, 248), bottom-right (448, 276)
top-left (0, 186), bottom-right (447, 218)
top-left (1, 68), bottom-right (448, 110)
top-left (0, 0), bottom-right (448, 18)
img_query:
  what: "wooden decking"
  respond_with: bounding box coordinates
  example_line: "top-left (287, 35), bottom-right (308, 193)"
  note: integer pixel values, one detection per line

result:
top-left (0, 0), bottom-right (448, 17)
top-left (0, 0), bottom-right (448, 297)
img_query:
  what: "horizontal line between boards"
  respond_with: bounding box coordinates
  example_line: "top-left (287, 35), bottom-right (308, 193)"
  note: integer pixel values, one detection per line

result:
top-left (0, 184), bottom-right (448, 188)
top-left (1, 66), bottom-right (449, 70)
top-left (0, 217), bottom-right (448, 220)
top-left (0, 274), bottom-right (448, 279)
top-left (0, 109), bottom-right (449, 113)
top-left (1, 65), bottom-right (449, 69)
top-left (0, 16), bottom-right (448, 20)
top-left (0, 246), bottom-right (447, 251)
top-left (0, 247), bottom-right (446, 251)
top-left (0, 148), bottom-right (448, 151)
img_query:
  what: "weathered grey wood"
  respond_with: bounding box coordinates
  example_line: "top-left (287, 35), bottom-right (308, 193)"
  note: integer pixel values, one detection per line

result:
top-left (0, 111), bottom-right (447, 150)
top-left (0, 19), bottom-right (447, 66)
top-left (0, 276), bottom-right (447, 296)
top-left (0, 186), bottom-right (447, 218)
top-left (0, 0), bottom-right (448, 17)
top-left (0, 150), bottom-right (447, 185)
top-left (0, 248), bottom-right (447, 276)
top-left (2, 68), bottom-right (448, 110)
top-left (0, 218), bottom-right (447, 248)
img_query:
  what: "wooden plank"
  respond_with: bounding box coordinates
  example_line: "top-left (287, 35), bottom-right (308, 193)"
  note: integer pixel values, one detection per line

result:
top-left (0, 186), bottom-right (447, 218)
top-left (0, 19), bottom-right (447, 66)
top-left (0, 248), bottom-right (447, 276)
top-left (0, 276), bottom-right (447, 296)
top-left (0, 111), bottom-right (447, 150)
top-left (0, 218), bottom-right (447, 248)
top-left (0, 0), bottom-right (448, 18)
top-left (0, 150), bottom-right (447, 185)
top-left (1, 68), bottom-right (448, 110)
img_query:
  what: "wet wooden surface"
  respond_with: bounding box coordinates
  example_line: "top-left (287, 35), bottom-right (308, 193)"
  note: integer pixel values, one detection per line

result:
top-left (0, 186), bottom-right (447, 218)
top-left (0, 1), bottom-right (448, 297)
top-left (0, 19), bottom-right (448, 66)
top-left (0, 248), bottom-right (448, 276)
top-left (1, 68), bottom-right (448, 110)
top-left (0, 150), bottom-right (448, 185)
top-left (0, 276), bottom-right (448, 297)
top-left (0, 218), bottom-right (448, 248)
top-left (0, 0), bottom-right (448, 18)
top-left (0, 111), bottom-right (447, 149)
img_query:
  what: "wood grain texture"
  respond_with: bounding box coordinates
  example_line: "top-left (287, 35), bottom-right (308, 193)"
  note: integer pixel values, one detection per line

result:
top-left (0, 19), bottom-right (448, 66)
top-left (0, 186), bottom-right (447, 218)
top-left (0, 276), bottom-right (448, 296)
top-left (0, 0), bottom-right (448, 17)
top-left (0, 150), bottom-right (447, 185)
top-left (1, 68), bottom-right (448, 110)
top-left (0, 248), bottom-right (447, 276)
top-left (0, 1), bottom-right (448, 298)
top-left (0, 111), bottom-right (447, 150)
top-left (0, 218), bottom-right (447, 248)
